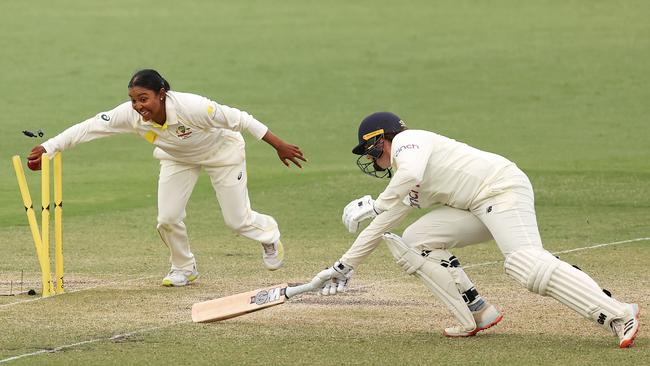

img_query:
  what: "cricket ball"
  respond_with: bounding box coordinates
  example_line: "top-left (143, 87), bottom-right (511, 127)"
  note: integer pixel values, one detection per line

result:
top-left (27, 159), bottom-right (40, 171)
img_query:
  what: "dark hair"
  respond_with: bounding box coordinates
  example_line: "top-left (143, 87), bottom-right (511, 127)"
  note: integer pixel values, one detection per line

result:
top-left (128, 69), bottom-right (171, 92)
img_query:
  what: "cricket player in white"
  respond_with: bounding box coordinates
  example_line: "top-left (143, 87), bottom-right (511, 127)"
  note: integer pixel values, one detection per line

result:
top-left (27, 69), bottom-right (306, 287)
top-left (311, 112), bottom-right (640, 348)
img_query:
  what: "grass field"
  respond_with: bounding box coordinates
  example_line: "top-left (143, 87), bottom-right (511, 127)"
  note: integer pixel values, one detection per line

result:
top-left (1, 0), bottom-right (649, 364)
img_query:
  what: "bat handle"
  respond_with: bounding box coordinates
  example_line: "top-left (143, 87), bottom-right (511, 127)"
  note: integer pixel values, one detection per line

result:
top-left (285, 275), bottom-right (326, 298)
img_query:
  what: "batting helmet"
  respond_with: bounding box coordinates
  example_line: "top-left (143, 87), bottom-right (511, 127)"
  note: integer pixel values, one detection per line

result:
top-left (352, 112), bottom-right (407, 156)
top-left (352, 112), bottom-right (407, 179)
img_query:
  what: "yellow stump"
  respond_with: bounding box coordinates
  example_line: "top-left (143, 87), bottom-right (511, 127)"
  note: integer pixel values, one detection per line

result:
top-left (40, 155), bottom-right (54, 296)
top-left (12, 155), bottom-right (53, 297)
top-left (53, 153), bottom-right (65, 294)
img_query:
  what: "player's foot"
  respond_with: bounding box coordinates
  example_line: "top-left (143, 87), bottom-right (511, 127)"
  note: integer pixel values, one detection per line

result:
top-left (261, 240), bottom-right (284, 271)
top-left (162, 265), bottom-right (199, 287)
top-left (444, 303), bottom-right (503, 337)
top-left (611, 303), bottom-right (640, 348)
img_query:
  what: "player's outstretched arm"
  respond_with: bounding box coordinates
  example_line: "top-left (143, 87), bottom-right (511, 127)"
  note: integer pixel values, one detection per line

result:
top-left (262, 130), bottom-right (307, 168)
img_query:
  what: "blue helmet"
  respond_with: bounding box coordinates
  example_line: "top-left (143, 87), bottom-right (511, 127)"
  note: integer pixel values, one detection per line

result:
top-left (352, 112), bottom-right (407, 156)
top-left (352, 112), bottom-right (407, 178)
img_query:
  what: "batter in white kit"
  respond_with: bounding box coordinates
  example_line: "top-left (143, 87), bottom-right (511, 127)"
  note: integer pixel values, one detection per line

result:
top-left (309, 111), bottom-right (639, 348)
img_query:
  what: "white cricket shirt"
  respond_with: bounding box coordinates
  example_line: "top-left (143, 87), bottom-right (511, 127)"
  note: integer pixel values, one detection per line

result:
top-left (341, 129), bottom-right (516, 267)
top-left (41, 91), bottom-right (269, 166)
top-left (375, 129), bottom-right (514, 212)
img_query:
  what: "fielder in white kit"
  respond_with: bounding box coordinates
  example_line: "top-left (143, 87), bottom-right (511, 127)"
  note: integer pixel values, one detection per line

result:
top-left (26, 69), bottom-right (306, 287)
top-left (310, 111), bottom-right (639, 348)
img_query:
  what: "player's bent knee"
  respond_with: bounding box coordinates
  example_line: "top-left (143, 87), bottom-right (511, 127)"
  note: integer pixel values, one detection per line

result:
top-left (224, 219), bottom-right (250, 234)
top-left (382, 232), bottom-right (476, 330)
top-left (222, 212), bottom-right (254, 232)
top-left (504, 248), bottom-right (560, 295)
top-left (157, 214), bottom-right (184, 226)
top-left (157, 221), bottom-right (171, 230)
top-left (402, 226), bottom-right (448, 251)
top-left (401, 226), bottom-right (419, 246)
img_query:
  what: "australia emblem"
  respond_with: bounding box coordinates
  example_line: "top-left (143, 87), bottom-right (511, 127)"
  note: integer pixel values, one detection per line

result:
top-left (176, 125), bottom-right (192, 139)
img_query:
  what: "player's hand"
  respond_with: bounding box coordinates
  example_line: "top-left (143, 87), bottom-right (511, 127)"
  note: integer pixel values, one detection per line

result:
top-left (262, 130), bottom-right (307, 168)
top-left (275, 141), bottom-right (307, 168)
top-left (26, 145), bottom-right (46, 171)
top-left (342, 195), bottom-right (379, 233)
top-left (320, 270), bottom-right (354, 296)
top-left (316, 261), bottom-right (354, 296)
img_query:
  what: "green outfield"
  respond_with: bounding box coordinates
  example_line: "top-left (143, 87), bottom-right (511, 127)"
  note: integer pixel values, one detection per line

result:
top-left (1, 0), bottom-right (648, 364)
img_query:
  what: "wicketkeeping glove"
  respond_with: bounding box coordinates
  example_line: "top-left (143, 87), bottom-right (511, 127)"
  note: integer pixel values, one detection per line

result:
top-left (317, 261), bottom-right (354, 296)
top-left (342, 195), bottom-right (380, 233)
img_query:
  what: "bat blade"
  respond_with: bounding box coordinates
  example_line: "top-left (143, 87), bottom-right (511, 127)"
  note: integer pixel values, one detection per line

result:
top-left (192, 283), bottom-right (289, 323)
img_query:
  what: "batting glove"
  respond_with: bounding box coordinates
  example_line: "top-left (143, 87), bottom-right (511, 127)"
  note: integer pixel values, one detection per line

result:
top-left (342, 195), bottom-right (380, 233)
top-left (317, 261), bottom-right (354, 296)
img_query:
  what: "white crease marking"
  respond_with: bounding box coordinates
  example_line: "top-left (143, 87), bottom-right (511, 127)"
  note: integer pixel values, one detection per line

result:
top-left (1, 236), bottom-right (647, 363)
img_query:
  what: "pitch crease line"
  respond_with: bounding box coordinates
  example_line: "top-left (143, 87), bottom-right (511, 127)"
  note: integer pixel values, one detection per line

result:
top-left (0, 236), bottom-right (647, 363)
top-left (0, 275), bottom-right (157, 310)
top-left (352, 236), bottom-right (649, 290)
top-left (466, 236), bottom-right (650, 269)
top-left (0, 322), bottom-right (190, 364)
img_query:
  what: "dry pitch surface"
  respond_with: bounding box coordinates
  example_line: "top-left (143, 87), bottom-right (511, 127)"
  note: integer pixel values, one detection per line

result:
top-left (1, 237), bottom-right (648, 365)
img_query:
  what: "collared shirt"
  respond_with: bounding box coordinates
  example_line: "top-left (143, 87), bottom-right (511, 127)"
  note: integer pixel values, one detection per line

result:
top-left (375, 130), bottom-right (514, 212)
top-left (42, 91), bottom-right (269, 166)
top-left (341, 129), bottom-right (517, 268)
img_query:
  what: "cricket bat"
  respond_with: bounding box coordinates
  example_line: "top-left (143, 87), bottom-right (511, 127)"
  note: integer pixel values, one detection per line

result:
top-left (191, 276), bottom-right (323, 323)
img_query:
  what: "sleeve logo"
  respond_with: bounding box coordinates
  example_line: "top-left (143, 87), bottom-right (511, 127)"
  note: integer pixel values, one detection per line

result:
top-left (408, 185), bottom-right (421, 208)
top-left (100, 114), bottom-right (110, 121)
top-left (394, 144), bottom-right (419, 157)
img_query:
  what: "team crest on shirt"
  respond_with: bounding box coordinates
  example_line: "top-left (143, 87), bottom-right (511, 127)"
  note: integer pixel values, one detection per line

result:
top-left (175, 125), bottom-right (193, 139)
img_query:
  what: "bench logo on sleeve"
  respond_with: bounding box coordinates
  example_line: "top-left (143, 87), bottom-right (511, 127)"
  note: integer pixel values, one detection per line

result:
top-left (408, 185), bottom-right (421, 208)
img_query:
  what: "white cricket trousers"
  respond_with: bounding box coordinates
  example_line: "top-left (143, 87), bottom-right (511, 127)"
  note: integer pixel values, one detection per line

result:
top-left (156, 159), bottom-right (280, 271)
top-left (402, 165), bottom-right (543, 256)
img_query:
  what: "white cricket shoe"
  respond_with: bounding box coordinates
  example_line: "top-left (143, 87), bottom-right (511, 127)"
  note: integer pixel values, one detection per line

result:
top-left (444, 303), bottom-right (503, 337)
top-left (611, 303), bottom-right (640, 348)
top-left (161, 266), bottom-right (199, 287)
top-left (261, 240), bottom-right (284, 271)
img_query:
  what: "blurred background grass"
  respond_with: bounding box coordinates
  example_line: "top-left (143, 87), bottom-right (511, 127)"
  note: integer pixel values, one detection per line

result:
top-left (0, 0), bottom-right (648, 364)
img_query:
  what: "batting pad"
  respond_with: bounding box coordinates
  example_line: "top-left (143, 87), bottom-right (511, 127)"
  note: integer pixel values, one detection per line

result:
top-left (423, 250), bottom-right (477, 297)
top-left (383, 233), bottom-right (476, 331)
top-left (504, 248), bottom-right (628, 328)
